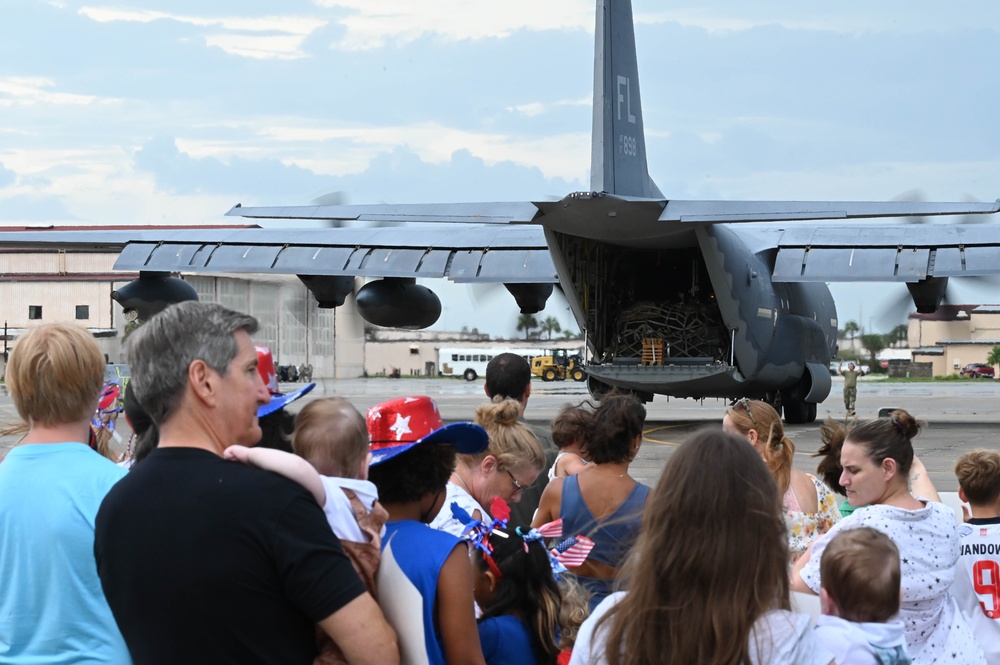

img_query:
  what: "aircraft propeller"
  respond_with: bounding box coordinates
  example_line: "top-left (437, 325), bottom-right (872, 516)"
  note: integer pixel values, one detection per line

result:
top-left (875, 191), bottom-right (1000, 330)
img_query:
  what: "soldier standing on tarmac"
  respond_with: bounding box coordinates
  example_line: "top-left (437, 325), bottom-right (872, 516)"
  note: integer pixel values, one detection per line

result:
top-left (838, 360), bottom-right (864, 417)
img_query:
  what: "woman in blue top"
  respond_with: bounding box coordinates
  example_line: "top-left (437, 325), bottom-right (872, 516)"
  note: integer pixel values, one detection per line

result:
top-left (533, 393), bottom-right (650, 610)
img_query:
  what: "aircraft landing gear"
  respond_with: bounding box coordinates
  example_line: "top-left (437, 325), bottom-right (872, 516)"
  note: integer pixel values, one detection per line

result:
top-left (780, 378), bottom-right (818, 424)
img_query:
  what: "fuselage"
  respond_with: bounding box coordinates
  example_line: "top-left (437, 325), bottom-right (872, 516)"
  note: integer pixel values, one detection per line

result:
top-left (537, 193), bottom-right (838, 415)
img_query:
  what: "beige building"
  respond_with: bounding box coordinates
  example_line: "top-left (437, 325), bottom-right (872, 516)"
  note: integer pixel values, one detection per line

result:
top-left (909, 305), bottom-right (1000, 376)
top-left (0, 251), bottom-right (134, 362)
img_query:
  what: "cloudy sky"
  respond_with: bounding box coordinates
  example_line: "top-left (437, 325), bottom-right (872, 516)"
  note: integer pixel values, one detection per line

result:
top-left (2, 1), bottom-right (999, 337)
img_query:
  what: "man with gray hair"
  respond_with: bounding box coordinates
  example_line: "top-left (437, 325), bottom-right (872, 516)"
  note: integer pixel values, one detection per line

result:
top-left (94, 302), bottom-right (397, 665)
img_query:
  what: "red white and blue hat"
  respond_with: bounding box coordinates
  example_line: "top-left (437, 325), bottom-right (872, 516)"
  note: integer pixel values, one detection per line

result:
top-left (368, 395), bottom-right (489, 466)
top-left (256, 346), bottom-right (315, 418)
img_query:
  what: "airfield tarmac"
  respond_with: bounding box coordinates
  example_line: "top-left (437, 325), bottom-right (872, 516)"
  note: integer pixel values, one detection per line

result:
top-left (1, 376), bottom-right (997, 492)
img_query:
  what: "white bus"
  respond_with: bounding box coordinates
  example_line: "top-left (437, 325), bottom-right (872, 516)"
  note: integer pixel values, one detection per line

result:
top-left (438, 347), bottom-right (550, 381)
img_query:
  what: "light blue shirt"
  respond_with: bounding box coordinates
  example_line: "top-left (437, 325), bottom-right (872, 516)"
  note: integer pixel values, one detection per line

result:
top-left (0, 443), bottom-right (130, 664)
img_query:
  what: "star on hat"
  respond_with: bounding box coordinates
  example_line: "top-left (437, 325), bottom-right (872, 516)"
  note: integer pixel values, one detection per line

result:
top-left (389, 414), bottom-right (412, 440)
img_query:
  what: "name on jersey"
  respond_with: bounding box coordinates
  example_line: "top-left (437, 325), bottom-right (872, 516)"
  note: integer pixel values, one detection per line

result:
top-left (962, 542), bottom-right (1000, 556)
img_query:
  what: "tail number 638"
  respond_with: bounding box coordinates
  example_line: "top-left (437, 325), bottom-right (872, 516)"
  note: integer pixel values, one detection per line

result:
top-left (619, 134), bottom-right (637, 157)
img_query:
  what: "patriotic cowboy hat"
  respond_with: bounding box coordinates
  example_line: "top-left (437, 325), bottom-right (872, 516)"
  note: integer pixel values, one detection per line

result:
top-left (367, 395), bottom-right (489, 466)
top-left (256, 346), bottom-right (316, 418)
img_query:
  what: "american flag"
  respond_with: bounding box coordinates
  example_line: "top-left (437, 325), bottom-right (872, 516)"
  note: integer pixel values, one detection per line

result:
top-left (534, 519), bottom-right (564, 539)
top-left (551, 535), bottom-right (594, 568)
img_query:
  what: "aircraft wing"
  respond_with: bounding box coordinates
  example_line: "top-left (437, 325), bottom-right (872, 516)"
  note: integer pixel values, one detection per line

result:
top-left (771, 224), bottom-right (1000, 282)
top-left (0, 225), bottom-right (557, 283)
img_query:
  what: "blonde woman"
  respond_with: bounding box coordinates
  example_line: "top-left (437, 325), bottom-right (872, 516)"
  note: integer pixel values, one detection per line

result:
top-left (723, 398), bottom-right (840, 562)
top-left (430, 397), bottom-right (545, 535)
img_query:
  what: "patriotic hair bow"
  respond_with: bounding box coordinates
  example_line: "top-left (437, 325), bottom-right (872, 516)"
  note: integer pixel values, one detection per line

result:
top-left (450, 497), bottom-right (512, 578)
top-left (516, 519), bottom-right (595, 579)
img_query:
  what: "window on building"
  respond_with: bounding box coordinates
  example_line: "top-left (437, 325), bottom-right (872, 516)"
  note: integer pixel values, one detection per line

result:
top-left (28, 305), bottom-right (42, 320)
top-left (75, 305), bottom-right (90, 320)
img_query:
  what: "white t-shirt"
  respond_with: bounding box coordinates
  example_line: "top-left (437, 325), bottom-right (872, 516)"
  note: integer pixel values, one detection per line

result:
top-left (952, 518), bottom-right (1000, 664)
top-left (319, 476), bottom-right (381, 543)
top-left (569, 592), bottom-right (834, 665)
top-left (813, 614), bottom-right (910, 665)
top-left (428, 481), bottom-right (489, 537)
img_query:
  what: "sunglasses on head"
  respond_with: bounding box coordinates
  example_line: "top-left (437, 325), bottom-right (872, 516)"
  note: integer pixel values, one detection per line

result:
top-left (736, 397), bottom-right (757, 428)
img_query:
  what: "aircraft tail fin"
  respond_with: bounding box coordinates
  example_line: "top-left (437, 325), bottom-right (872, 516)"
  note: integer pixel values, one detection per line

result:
top-left (590, 0), bottom-right (662, 198)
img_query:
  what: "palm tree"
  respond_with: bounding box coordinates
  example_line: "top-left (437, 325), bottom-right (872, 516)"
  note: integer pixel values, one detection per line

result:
top-left (889, 324), bottom-right (909, 348)
top-left (516, 313), bottom-right (539, 340)
top-left (861, 333), bottom-right (887, 372)
top-left (842, 320), bottom-right (860, 349)
top-left (988, 346), bottom-right (1000, 376)
top-left (540, 316), bottom-right (562, 340)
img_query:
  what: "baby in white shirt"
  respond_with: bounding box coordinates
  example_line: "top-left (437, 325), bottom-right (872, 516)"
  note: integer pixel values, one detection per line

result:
top-left (814, 527), bottom-right (911, 665)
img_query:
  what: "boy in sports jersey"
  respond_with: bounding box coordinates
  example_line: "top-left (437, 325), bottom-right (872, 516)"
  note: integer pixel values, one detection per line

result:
top-left (954, 449), bottom-right (1000, 664)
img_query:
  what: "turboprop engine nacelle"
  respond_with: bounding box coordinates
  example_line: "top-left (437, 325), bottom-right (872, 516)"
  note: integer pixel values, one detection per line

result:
top-left (111, 271), bottom-right (199, 322)
top-left (355, 277), bottom-right (442, 329)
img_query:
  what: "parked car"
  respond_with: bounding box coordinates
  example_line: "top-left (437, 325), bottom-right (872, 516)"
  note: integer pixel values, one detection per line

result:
top-left (960, 363), bottom-right (995, 379)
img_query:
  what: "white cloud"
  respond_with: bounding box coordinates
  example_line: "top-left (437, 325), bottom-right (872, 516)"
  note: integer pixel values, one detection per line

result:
top-left (256, 122), bottom-right (589, 181)
top-left (314, 0), bottom-right (592, 50)
top-left (79, 6), bottom-right (327, 59)
top-left (507, 96), bottom-right (590, 118)
top-left (0, 77), bottom-right (119, 107)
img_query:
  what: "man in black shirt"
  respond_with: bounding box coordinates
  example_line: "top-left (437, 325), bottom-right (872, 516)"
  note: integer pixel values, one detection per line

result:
top-left (95, 302), bottom-right (397, 665)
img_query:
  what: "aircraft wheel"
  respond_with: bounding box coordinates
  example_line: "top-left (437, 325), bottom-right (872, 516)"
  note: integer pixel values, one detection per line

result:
top-left (570, 368), bottom-right (586, 382)
top-left (542, 368), bottom-right (557, 382)
top-left (463, 369), bottom-right (477, 381)
top-left (782, 397), bottom-right (809, 424)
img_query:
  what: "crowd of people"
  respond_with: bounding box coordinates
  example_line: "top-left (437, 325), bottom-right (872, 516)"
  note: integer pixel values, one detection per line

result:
top-left (2, 301), bottom-right (1000, 664)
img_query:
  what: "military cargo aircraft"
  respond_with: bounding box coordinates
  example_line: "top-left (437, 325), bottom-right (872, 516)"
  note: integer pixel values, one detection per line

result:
top-left (0, 0), bottom-right (998, 423)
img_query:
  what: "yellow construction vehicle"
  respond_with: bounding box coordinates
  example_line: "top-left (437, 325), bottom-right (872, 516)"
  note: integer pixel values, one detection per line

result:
top-left (531, 349), bottom-right (586, 382)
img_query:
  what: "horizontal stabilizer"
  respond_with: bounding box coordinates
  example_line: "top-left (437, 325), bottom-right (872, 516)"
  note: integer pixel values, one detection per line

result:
top-left (226, 202), bottom-right (539, 225)
top-left (660, 199), bottom-right (1000, 223)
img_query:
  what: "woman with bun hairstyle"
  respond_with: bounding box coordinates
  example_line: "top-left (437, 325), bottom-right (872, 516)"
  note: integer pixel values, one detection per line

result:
top-left (723, 398), bottom-right (840, 562)
top-left (792, 410), bottom-right (985, 665)
top-left (431, 397), bottom-right (545, 535)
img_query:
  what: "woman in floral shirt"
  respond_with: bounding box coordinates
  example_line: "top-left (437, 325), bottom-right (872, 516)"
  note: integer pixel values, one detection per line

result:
top-left (723, 399), bottom-right (841, 562)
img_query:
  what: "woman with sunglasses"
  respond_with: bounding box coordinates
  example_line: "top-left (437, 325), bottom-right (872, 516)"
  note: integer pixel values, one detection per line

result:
top-left (723, 398), bottom-right (841, 563)
top-left (430, 397), bottom-right (546, 536)
top-left (534, 393), bottom-right (650, 611)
